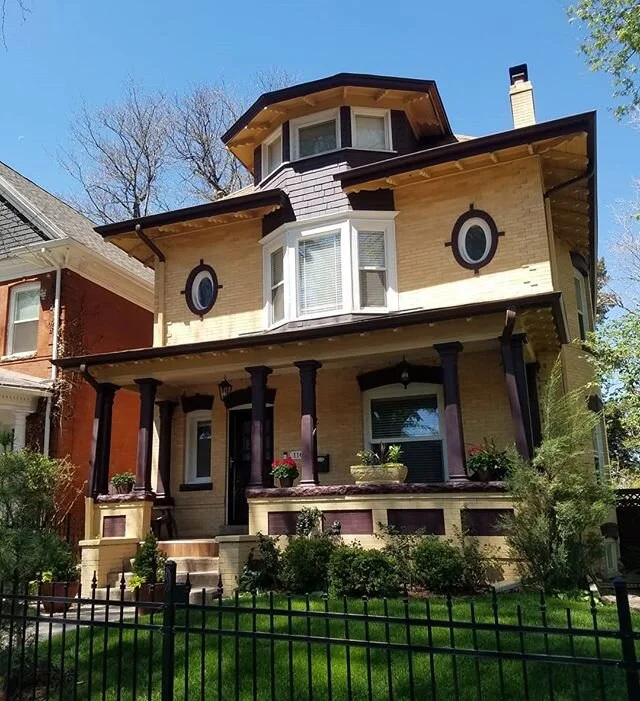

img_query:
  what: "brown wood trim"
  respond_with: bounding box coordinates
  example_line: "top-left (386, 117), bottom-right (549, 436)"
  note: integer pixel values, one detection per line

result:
top-left (253, 145), bottom-right (262, 185)
top-left (324, 509), bottom-right (373, 535)
top-left (182, 260), bottom-right (222, 317)
top-left (511, 334), bottom-right (533, 458)
top-left (262, 201), bottom-right (296, 237)
top-left (340, 106), bottom-right (352, 148)
top-left (225, 387), bottom-right (276, 409)
top-left (357, 362), bottom-right (442, 391)
top-left (134, 378), bottom-right (162, 493)
top-left (178, 482), bottom-right (213, 492)
top-left (102, 515), bottom-right (126, 538)
top-left (347, 189), bottom-right (395, 211)
top-left (247, 481), bottom-right (508, 499)
top-left (294, 360), bottom-right (322, 486)
top-left (282, 121), bottom-right (290, 162)
top-left (56, 292), bottom-right (565, 371)
top-left (434, 342), bottom-right (466, 479)
top-left (387, 509), bottom-right (445, 535)
top-left (268, 511), bottom-right (300, 535)
top-left (181, 394), bottom-right (214, 413)
top-left (246, 365), bottom-right (273, 488)
top-left (156, 400), bottom-right (176, 500)
top-left (526, 362), bottom-right (542, 448)
top-left (462, 508), bottom-right (513, 536)
top-left (570, 250), bottom-right (590, 277)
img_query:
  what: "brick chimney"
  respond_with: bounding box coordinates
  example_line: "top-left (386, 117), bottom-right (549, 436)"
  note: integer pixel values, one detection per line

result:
top-left (509, 64), bottom-right (536, 129)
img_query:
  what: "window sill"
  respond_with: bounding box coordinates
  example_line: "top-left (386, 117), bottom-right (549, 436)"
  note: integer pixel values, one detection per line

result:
top-left (179, 482), bottom-right (213, 492)
top-left (0, 351), bottom-right (37, 362)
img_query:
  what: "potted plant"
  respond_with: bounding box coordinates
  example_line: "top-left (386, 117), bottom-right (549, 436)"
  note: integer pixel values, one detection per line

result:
top-left (270, 454), bottom-right (299, 488)
top-left (128, 531), bottom-right (167, 613)
top-left (350, 444), bottom-right (408, 485)
top-left (40, 539), bottom-right (79, 613)
top-left (110, 471), bottom-right (136, 494)
top-left (466, 439), bottom-right (512, 481)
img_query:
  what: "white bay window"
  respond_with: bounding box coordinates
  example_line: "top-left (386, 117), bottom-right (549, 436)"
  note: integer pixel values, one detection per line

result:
top-left (262, 212), bottom-right (397, 328)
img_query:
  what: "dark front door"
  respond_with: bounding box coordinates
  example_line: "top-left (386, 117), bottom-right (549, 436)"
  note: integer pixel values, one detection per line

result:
top-left (228, 407), bottom-right (273, 525)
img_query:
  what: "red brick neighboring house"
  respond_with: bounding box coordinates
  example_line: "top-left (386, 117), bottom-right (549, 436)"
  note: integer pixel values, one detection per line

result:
top-left (0, 161), bottom-right (153, 542)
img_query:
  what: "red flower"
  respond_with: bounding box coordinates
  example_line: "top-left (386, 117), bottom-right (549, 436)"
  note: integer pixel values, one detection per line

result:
top-left (467, 445), bottom-right (483, 456)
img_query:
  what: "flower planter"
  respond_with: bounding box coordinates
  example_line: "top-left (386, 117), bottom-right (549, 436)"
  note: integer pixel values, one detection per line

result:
top-left (40, 581), bottom-right (79, 614)
top-left (114, 483), bottom-right (134, 494)
top-left (133, 583), bottom-right (165, 616)
top-left (278, 476), bottom-right (294, 488)
top-left (350, 464), bottom-right (408, 485)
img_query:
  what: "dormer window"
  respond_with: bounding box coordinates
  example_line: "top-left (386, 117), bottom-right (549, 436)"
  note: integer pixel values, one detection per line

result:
top-left (262, 128), bottom-right (283, 177)
top-left (262, 212), bottom-right (398, 328)
top-left (291, 109), bottom-right (340, 160)
top-left (352, 108), bottom-right (392, 151)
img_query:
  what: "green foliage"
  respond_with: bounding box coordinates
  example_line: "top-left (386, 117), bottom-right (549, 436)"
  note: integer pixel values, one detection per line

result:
top-left (328, 546), bottom-right (402, 598)
top-left (505, 360), bottom-right (614, 590)
top-left (413, 537), bottom-right (466, 593)
top-left (110, 472), bottom-right (135, 487)
top-left (295, 507), bottom-right (322, 537)
top-left (43, 539), bottom-right (78, 582)
top-left (280, 536), bottom-right (336, 593)
top-left (127, 574), bottom-right (146, 592)
top-left (466, 439), bottom-right (513, 480)
top-left (131, 532), bottom-right (166, 586)
top-left (237, 534), bottom-right (281, 593)
top-left (568, 0), bottom-right (640, 118)
top-left (356, 444), bottom-right (404, 466)
top-left (0, 429), bottom-right (13, 452)
top-left (376, 523), bottom-right (425, 590)
top-left (0, 450), bottom-right (81, 584)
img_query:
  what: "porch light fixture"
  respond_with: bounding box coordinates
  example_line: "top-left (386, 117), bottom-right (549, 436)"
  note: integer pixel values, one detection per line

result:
top-left (398, 357), bottom-right (411, 389)
top-left (218, 378), bottom-right (232, 402)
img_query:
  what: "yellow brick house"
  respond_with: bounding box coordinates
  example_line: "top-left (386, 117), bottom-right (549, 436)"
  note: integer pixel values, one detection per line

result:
top-left (56, 65), bottom-right (612, 592)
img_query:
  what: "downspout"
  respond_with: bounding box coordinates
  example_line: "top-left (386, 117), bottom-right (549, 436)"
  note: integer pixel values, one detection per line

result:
top-left (43, 254), bottom-right (63, 457)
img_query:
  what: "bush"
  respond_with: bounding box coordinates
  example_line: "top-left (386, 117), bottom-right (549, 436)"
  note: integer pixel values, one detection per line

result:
top-left (280, 536), bottom-right (335, 593)
top-left (328, 546), bottom-right (402, 598)
top-left (413, 537), bottom-right (466, 593)
top-left (238, 534), bottom-right (281, 592)
top-left (44, 538), bottom-right (78, 582)
top-left (131, 532), bottom-right (166, 585)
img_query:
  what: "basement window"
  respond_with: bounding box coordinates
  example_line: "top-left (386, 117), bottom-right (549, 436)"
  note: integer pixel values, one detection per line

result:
top-left (7, 282), bottom-right (40, 356)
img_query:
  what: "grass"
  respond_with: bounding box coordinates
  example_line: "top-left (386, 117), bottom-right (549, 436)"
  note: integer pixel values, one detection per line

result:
top-left (4, 591), bottom-right (640, 700)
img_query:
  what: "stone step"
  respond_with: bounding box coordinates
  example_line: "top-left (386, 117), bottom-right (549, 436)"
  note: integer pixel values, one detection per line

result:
top-left (92, 586), bottom-right (220, 606)
top-left (170, 556), bottom-right (219, 572)
top-left (176, 571), bottom-right (220, 590)
top-left (159, 539), bottom-right (218, 558)
top-left (217, 525), bottom-right (249, 536)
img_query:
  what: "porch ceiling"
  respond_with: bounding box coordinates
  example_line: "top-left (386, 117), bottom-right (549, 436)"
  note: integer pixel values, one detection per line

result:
top-left (58, 298), bottom-right (563, 390)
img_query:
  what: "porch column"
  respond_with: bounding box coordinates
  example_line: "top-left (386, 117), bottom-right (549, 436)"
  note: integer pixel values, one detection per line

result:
top-left (156, 400), bottom-right (177, 500)
top-left (511, 334), bottom-right (534, 457)
top-left (246, 366), bottom-right (272, 488)
top-left (434, 342), bottom-right (466, 480)
top-left (12, 409), bottom-right (30, 451)
top-left (501, 339), bottom-right (529, 459)
top-left (88, 383), bottom-right (119, 497)
top-left (526, 362), bottom-right (542, 448)
top-left (294, 360), bottom-right (322, 486)
top-left (134, 378), bottom-right (162, 494)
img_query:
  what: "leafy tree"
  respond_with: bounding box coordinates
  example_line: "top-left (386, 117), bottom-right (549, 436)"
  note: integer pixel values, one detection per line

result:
top-left (595, 257), bottom-right (620, 323)
top-left (505, 360), bottom-right (613, 590)
top-left (568, 0), bottom-right (640, 118)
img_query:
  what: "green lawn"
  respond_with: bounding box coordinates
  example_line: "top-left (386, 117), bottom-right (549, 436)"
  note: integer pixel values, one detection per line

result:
top-left (9, 592), bottom-right (640, 700)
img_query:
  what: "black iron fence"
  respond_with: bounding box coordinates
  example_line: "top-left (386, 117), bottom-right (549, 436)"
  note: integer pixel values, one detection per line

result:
top-left (0, 563), bottom-right (639, 700)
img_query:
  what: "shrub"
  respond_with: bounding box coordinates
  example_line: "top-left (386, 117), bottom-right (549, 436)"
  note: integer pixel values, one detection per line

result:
top-left (413, 537), bottom-right (466, 593)
top-left (280, 536), bottom-right (335, 593)
top-left (295, 507), bottom-right (322, 537)
top-left (44, 539), bottom-right (78, 582)
top-left (376, 523), bottom-right (425, 591)
top-left (328, 546), bottom-right (402, 598)
top-left (238, 534), bottom-right (281, 593)
top-left (131, 532), bottom-right (166, 586)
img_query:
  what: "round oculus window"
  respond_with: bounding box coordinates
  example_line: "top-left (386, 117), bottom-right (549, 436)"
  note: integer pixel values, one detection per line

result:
top-left (449, 209), bottom-right (500, 270)
top-left (183, 260), bottom-right (222, 316)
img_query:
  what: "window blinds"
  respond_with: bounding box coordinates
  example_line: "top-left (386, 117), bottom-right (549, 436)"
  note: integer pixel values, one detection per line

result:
top-left (298, 233), bottom-right (342, 315)
top-left (358, 231), bottom-right (386, 307)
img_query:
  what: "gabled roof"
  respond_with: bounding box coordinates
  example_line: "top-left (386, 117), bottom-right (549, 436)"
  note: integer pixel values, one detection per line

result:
top-left (0, 161), bottom-right (152, 282)
top-left (0, 368), bottom-right (51, 393)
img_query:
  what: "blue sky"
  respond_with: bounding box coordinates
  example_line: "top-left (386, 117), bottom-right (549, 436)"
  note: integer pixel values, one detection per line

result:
top-left (0, 0), bottom-right (637, 265)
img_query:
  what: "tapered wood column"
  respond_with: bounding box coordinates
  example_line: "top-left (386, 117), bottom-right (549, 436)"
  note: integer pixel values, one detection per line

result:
top-left (88, 383), bottom-right (118, 497)
top-left (134, 378), bottom-right (162, 494)
top-left (434, 342), bottom-right (467, 480)
top-left (156, 400), bottom-right (177, 500)
top-left (246, 366), bottom-right (273, 488)
top-left (511, 334), bottom-right (534, 457)
top-left (501, 340), bottom-right (529, 459)
top-left (294, 360), bottom-right (322, 486)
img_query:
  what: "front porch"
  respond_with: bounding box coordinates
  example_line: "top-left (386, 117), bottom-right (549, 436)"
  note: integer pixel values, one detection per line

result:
top-left (68, 301), bottom-right (561, 589)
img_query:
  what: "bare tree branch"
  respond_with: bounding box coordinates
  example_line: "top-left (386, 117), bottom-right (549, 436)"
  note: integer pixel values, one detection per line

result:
top-left (1, 0), bottom-right (28, 48)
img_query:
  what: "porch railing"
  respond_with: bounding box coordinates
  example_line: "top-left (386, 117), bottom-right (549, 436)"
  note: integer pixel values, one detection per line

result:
top-left (0, 565), bottom-right (639, 700)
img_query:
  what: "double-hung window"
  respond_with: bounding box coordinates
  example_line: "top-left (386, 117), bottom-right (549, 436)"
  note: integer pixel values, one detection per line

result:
top-left (262, 128), bottom-right (283, 178)
top-left (270, 248), bottom-right (285, 324)
top-left (352, 108), bottom-right (392, 151)
top-left (357, 231), bottom-right (387, 308)
top-left (8, 283), bottom-right (40, 356)
top-left (291, 109), bottom-right (340, 160)
top-left (185, 410), bottom-right (212, 484)
top-left (574, 270), bottom-right (589, 341)
top-left (298, 232), bottom-right (343, 316)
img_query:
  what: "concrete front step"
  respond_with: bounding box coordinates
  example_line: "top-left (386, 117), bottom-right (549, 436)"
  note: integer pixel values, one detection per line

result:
top-left (170, 556), bottom-right (219, 572)
top-left (159, 539), bottom-right (218, 558)
top-left (92, 586), bottom-right (220, 605)
top-left (176, 571), bottom-right (220, 589)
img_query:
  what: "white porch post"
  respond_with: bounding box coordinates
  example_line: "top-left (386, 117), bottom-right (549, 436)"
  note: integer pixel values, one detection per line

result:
top-left (13, 409), bottom-right (30, 451)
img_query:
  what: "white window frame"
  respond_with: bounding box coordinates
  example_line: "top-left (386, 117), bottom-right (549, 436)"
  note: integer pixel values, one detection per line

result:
top-left (261, 211), bottom-right (398, 329)
top-left (351, 107), bottom-right (393, 152)
top-left (592, 419), bottom-right (608, 479)
top-left (362, 383), bottom-right (449, 479)
top-left (7, 282), bottom-right (40, 357)
top-left (269, 247), bottom-right (285, 325)
top-left (184, 410), bottom-right (213, 485)
top-left (261, 127), bottom-right (283, 179)
top-left (574, 270), bottom-right (590, 341)
top-left (290, 108), bottom-right (340, 161)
